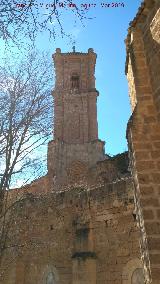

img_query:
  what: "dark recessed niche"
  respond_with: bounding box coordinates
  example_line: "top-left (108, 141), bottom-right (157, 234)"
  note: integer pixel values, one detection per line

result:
top-left (76, 227), bottom-right (90, 239)
top-left (132, 212), bottom-right (137, 221)
top-left (50, 225), bottom-right (53, 230)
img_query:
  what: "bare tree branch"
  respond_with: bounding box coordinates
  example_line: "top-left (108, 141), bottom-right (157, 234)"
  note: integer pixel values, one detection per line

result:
top-left (0, 0), bottom-right (89, 46)
top-left (0, 50), bottom-right (54, 193)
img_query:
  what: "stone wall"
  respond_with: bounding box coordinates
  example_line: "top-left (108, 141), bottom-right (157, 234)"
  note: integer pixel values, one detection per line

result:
top-left (1, 178), bottom-right (142, 284)
top-left (47, 139), bottom-right (106, 188)
top-left (126, 0), bottom-right (160, 283)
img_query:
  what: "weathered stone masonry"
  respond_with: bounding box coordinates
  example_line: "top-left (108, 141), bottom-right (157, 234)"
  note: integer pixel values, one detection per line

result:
top-left (2, 180), bottom-right (141, 284)
top-left (2, 1), bottom-right (159, 283)
top-left (126, 0), bottom-right (160, 283)
top-left (1, 47), bottom-right (143, 284)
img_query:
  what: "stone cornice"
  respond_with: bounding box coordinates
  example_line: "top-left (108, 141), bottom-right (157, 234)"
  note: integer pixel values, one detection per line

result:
top-left (128, 0), bottom-right (156, 29)
top-left (125, 0), bottom-right (156, 74)
top-left (52, 48), bottom-right (96, 58)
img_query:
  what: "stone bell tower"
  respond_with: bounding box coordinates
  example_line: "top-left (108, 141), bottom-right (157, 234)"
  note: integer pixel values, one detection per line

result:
top-left (48, 48), bottom-right (106, 189)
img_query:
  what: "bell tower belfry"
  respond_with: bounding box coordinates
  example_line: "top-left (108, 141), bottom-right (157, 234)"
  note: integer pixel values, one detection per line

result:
top-left (48, 48), bottom-right (106, 189)
top-left (53, 47), bottom-right (98, 144)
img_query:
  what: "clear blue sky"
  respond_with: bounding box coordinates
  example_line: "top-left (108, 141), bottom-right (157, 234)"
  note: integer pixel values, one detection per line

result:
top-left (35, 0), bottom-right (142, 155)
top-left (1, 0), bottom-right (142, 156)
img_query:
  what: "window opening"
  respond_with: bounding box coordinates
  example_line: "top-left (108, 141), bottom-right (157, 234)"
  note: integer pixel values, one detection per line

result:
top-left (71, 74), bottom-right (79, 89)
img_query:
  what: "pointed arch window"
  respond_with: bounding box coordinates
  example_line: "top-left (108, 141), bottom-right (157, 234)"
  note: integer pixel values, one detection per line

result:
top-left (71, 73), bottom-right (80, 89)
top-left (46, 272), bottom-right (55, 284)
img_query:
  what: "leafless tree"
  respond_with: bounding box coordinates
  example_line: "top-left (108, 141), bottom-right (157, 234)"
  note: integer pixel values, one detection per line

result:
top-left (0, 50), bottom-right (53, 279)
top-left (0, 50), bottom-right (54, 195)
top-left (0, 0), bottom-right (87, 46)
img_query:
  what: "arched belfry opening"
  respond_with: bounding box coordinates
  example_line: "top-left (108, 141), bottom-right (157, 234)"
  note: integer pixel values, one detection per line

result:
top-left (71, 73), bottom-right (80, 89)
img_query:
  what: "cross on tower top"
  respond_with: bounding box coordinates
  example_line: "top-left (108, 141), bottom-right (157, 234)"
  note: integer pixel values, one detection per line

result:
top-left (72, 41), bottom-right (76, 52)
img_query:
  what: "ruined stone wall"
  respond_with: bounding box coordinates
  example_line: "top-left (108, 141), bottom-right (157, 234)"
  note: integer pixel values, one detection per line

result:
top-left (126, 1), bottom-right (160, 283)
top-left (1, 179), bottom-right (142, 284)
top-left (8, 175), bottom-right (50, 203)
top-left (47, 139), bottom-right (106, 188)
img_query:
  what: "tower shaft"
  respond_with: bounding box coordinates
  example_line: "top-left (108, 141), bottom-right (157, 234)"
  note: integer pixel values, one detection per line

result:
top-left (48, 48), bottom-right (105, 189)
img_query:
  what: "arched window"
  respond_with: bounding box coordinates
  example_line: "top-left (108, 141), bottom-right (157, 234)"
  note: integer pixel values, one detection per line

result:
top-left (46, 272), bottom-right (55, 284)
top-left (131, 268), bottom-right (144, 284)
top-left (122, 258), bottom-right (144, 284)
top-left (71, 73), bottom-right (79, 89)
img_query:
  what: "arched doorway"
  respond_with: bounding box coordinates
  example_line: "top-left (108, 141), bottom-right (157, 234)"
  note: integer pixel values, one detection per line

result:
top-left (46, 272), bottom-right (55, 284)
top-left (122, 258), bottom-right (144, 284)
top-left (132, 268), bottom-right (144, 284)
top-left (41, 265), bottom-right (59, 284)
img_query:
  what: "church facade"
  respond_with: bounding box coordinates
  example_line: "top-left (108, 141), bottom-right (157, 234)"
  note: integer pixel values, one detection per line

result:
top-left (1, 47), bottom-right (143, 284)
top-left (1, 0), bottom-right (160, 283)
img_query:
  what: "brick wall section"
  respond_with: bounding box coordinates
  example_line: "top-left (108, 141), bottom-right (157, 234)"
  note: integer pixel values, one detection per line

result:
top-left (1, 179), bottom-right (141, 284)
top-left (47, 48), bottom-right (107, 189)
top-left (126, 1), bottom-right (160, 283)
top-left (53, 49), bottom-right (98, 143)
